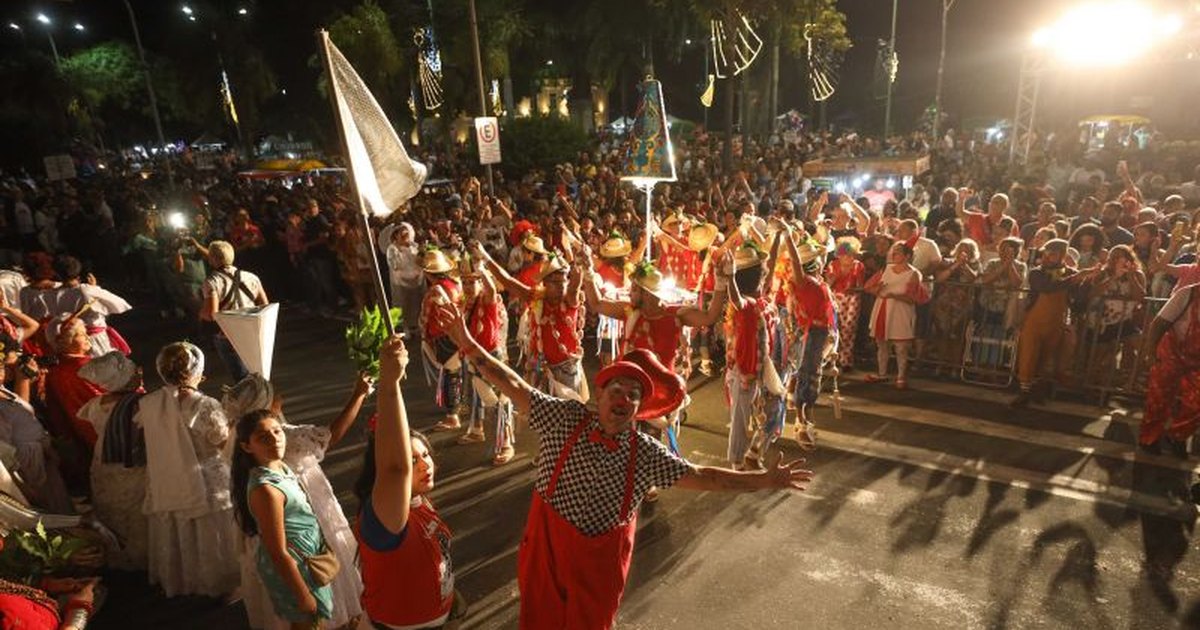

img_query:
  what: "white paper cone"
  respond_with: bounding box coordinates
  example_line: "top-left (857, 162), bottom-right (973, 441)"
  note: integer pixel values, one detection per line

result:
top-left (215, 303), bottom-right (279, 380)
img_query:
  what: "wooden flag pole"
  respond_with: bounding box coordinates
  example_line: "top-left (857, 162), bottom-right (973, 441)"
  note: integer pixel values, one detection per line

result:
top-left (316, 28), bottom-right (395, 336)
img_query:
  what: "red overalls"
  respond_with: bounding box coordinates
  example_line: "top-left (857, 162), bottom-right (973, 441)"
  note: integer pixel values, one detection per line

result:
top-left (518, 418), bottom-right (639, 630)
top-left (1141, 290), bottom-right (1200, 445)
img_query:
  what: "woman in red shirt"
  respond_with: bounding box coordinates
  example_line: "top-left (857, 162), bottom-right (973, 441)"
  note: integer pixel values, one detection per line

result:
top-left (354, 336), bottom-right (462, 629)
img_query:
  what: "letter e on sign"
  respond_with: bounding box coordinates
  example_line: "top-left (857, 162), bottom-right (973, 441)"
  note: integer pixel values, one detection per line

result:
top-left (475, 117), bottom-right (502, 165)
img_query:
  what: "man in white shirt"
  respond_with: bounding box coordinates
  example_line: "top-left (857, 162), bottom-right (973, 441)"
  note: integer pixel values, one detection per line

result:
top-left (199, 241), bottom-right (268, 381)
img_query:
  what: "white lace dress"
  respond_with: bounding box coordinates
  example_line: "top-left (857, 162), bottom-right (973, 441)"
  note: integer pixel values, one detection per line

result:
top-left (239, 423), bottom-right (363, 629)
top-left (141, 388), bottom-right (240, 598)
top-left (77, 395), bottom-right (149, 570)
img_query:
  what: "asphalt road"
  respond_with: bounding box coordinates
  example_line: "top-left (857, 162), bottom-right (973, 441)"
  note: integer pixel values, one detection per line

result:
top-left (87, 304), bottom-right (1200, 629)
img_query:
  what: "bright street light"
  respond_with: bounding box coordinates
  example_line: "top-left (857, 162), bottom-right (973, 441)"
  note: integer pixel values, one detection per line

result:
top-left (181, 5), bottom-right (193, 16)
top-left (1034, 2), bottom-right (1183, 67)
top-left (35, 13), bottom-right (50, 25)
top-left (237, 7), bottom-right (248, 15)
top-left (7, 22), bottom-right (19, 31)
top-left (73, 22), bottom-right (84, 32)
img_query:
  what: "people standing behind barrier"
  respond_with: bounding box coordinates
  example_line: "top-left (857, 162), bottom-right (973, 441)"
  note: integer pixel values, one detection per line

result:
top-left (1068, 224), bottom-right (1108, 270)
top-left (826, 237), bottom-right (864, 371)
top-left (1078, 245), bottom-right (1146, 385)
top-left (864, 242), bottom-right (923, 389)
top-left (1012, 240), bottom-right (1086, 407)
top-left (930, 239), bottom-right (981, 372)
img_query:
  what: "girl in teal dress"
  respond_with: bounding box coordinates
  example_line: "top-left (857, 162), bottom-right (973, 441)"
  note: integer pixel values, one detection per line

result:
top-left (232, 409), bottom-right (333, 629)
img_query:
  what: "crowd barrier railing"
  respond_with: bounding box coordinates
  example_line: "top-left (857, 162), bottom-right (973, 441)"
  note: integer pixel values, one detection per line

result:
top-left (845, 279), bottom-right (1168, 406)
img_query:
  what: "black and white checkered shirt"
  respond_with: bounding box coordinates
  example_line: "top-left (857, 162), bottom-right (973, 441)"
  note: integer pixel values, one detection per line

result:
top-left (529, 389), bottom-right (693, 537)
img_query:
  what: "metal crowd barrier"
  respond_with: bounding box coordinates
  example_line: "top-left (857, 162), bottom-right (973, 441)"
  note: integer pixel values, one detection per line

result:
top-left (874, 279), bottom-right (1169, 405)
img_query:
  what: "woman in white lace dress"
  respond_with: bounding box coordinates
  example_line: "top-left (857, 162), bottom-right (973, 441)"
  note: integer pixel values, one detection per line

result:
top-left (76, 352), bottom-right (148, 570)
top-left (223, 372), bottom-right (372, 629)
top-left (138, 342), bottom-right (239, 598)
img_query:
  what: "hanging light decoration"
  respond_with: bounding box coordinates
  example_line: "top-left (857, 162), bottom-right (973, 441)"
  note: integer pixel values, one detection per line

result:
top-left (805, 24), bottom-right (843, 102)
top-left (709, 7), bottom-right (762, 79)
top-left (414, 26), bottom-right (444, 111)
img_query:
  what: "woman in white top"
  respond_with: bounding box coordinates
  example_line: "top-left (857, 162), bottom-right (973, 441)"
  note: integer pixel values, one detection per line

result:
top-left (76, 352), bottom-right (149, 570)
top-left (222, 372), bottom-right (371, 630)
top-left (864, 242), bottom-right (923, 389)
top-left (52, 257), bottom-right (132, 357)
top-left (138, 342), bottom-right (239, 598)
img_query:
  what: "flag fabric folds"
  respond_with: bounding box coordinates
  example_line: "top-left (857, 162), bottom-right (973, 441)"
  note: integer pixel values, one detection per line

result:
top-left (321, 31), bottom-right (427, 217)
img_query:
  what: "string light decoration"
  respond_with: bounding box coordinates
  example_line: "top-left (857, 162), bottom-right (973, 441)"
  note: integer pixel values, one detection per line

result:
top-left (490, 78), bottom-right (504, 117)
top-left (414, 26), bottom-right (444, 110)
top-left (709, 7), bottom-right (762, 78)
top-left (804, 24), bottom-right (843, 102)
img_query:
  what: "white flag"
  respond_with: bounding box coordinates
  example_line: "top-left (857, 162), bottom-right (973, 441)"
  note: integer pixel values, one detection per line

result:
top-left (321, 31), bottom-right (427, 217)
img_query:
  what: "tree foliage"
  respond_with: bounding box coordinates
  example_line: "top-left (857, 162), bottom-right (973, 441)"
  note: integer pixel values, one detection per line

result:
top-left (497, 116), bottom-right (588, 177)
top-left (60, 41), bottom-right (144, 113)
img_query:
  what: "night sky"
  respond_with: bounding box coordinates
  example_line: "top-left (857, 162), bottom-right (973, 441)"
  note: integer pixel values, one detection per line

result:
top-left (2, 1), bottom-right (1191, 136)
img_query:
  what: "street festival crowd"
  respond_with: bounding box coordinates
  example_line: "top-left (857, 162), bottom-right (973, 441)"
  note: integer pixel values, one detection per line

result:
top-left (1, 123), bottom-right (1200, 628)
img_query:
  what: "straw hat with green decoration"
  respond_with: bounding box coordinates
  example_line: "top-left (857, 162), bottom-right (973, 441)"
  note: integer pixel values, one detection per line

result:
top-left (733, 241), bottom-right (768, 271)
top-left (687, 222), bottom-right (720, 252)
top-left (536, 253), bottom-right (569, 283)
top-left (630, 261), bottom-right (674, 301)
top-left (599, 232), bottom-right (633, 259)
top-left (419, 245), bottom-right (455, 275)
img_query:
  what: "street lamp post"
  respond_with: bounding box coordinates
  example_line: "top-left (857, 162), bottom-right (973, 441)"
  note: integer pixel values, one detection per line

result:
top-left (35, 13), bottom-right (59, 63)
top-left (122, 0), bottom-right (173, 187)
top-left (467, 0), bottom-right (495, 195)
top-left (881, 0), bottom-right (898, 140)
top-left (932, 0), bottom-right (956, 141)
top-left (182, 5), bottom-right (244, 148)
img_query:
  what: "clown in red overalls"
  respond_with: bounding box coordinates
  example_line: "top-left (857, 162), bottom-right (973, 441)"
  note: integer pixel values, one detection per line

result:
top-left (431, 300), bottom-right (813, 630)
top-left (1140, 283), bottom-right (1200, 453)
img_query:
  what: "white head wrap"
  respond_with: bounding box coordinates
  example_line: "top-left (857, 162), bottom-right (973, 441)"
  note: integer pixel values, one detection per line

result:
top-left (155, 342), bottom-right (205, 386)
top-left (221, 373), bottom-right (274, 423)
top-left (78, 351), bottom-right (138, 391)
top-left (45, 314), bottom-right (83, 354)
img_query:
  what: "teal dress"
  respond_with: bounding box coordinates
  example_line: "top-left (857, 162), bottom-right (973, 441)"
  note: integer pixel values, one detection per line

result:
top-left (248, 464), bottom-right (333, 623)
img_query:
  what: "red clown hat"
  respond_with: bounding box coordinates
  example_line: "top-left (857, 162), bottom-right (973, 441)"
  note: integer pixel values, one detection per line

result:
top-left (597, 348), bottom-right (686, 420)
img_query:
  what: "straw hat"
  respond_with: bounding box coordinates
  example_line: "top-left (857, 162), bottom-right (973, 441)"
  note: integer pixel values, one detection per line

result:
top-left (834, 236), bottom-right (862, 256)
top-left (420, 247), bottom-right (455, 275)
top-left (794, 239), bottom-right (824, 266)
top-left (537, 254), bottom-right (569, 282)
top-left (630, 262), bottom-right (674, 301)
top-left (660, 211), bottom-right (686, 231)
top-left (687, 223), bottom-right (720, 252)
top-left (733, 243), bottom-right (767, 271)
top-left (521, 232), bottom-right (550, 256)
top-left (599, 233), bottom-right (633, 259)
